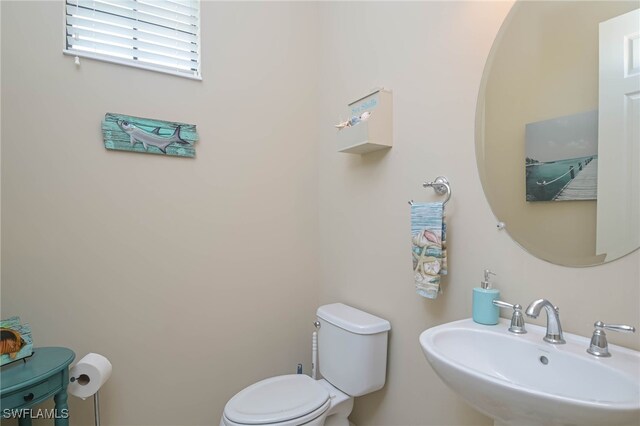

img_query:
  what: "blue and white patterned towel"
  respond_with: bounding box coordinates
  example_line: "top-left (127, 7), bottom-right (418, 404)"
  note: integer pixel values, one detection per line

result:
top-left (411, 202), bottom-right (447, 299)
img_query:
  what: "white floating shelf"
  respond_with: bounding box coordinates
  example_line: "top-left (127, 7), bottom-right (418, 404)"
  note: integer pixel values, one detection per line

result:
top-left (336, 88), bottom-right (393, 154)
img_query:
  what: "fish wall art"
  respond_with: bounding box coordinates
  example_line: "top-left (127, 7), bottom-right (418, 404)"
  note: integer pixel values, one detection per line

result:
top-left (102, 113), bottom-right (198, 157)
top-left (0, 316), bottom-right (33, 365)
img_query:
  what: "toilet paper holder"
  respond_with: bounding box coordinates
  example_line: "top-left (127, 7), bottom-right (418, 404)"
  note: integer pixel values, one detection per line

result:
top-left (69, 353), bottom-right (112, 426)
top-left (70, 374), bottom-right (103, 426)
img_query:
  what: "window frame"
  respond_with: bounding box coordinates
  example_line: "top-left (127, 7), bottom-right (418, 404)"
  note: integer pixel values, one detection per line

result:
top-left (62, 0), bottom-right (202, 81)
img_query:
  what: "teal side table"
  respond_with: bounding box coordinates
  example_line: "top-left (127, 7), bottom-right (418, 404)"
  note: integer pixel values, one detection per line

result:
top-left (1, 347), bottom-right (75, 426)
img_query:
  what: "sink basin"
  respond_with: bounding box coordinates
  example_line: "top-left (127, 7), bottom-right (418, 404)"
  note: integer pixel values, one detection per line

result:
top-left (419, 318), bottom-right (640, 426)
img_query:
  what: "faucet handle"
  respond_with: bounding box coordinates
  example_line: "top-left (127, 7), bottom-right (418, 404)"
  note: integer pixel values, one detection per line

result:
top-left (595, 321), bottom-right (636, 333)
top-left (492, 300), bottom-right (514, 310)
top-left (493, 300), bottom-right (527, 334)
top-left (587, 321), bottom-right (636, 357)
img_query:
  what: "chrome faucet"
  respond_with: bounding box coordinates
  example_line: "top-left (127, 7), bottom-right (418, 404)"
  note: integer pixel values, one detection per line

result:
top-left (587, 321), bottom-right (636, 357)
top-left (525, 299), bottom-right (565, 344)
top-left (493, 300), bottom-right (527, 334)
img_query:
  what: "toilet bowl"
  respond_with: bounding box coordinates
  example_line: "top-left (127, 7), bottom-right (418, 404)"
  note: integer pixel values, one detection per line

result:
top-left (316, 379), bottom-right (354, 426)
top-left (220, 375), bottom-right (354, 426)
top-left (220, 303), bottom-right (390, 426)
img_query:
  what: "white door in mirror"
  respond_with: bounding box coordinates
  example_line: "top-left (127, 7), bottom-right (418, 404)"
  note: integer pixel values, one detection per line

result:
top-left (597, 9), bottom-right (640, 261)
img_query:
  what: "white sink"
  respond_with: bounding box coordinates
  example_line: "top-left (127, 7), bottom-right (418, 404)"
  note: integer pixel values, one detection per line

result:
top-left (419, 318), bottom-right (640, 426)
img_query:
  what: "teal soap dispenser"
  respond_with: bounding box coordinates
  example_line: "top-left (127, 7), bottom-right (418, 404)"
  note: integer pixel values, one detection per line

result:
top-left (472, 269), bottom-right (500, 325)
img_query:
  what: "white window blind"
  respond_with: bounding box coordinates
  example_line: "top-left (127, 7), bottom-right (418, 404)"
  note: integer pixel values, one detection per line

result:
top-left (64, 0), bottom-right (201, 79)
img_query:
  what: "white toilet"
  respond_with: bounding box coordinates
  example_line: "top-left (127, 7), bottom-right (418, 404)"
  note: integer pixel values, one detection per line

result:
top-left (220, 303), bottom-right (391, 426)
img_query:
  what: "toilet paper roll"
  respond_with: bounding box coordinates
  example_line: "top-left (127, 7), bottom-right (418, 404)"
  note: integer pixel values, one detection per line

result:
top-left (68, 353), bottom-right (112, 400)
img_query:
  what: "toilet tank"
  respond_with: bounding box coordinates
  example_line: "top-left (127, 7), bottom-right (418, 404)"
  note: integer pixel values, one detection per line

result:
top-left (316, 303), bottom-right (390, 397)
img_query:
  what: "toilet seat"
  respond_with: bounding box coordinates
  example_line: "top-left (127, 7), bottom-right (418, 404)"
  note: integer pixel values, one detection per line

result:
top-left (222, 374), bottom-right (330, 426)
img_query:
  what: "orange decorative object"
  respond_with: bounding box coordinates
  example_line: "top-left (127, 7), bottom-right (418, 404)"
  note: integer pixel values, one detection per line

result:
top-left (0, 327), bottom-right (26, 359)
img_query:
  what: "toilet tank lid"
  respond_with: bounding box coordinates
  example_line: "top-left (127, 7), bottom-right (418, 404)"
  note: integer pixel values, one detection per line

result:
top-left (317, 303), bottom-right (390, 334)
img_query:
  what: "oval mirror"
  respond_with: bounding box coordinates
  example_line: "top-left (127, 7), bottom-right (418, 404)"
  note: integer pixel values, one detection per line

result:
top-left (476, 0), bottom-right (640, 267)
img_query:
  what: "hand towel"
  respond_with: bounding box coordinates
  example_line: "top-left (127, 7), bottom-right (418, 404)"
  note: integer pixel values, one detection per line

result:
top-left (411, 202), bottom-right (447, 299)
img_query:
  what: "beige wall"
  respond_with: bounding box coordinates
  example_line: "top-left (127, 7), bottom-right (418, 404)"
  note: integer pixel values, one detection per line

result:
top-left (1, 2), bottom-right (320, 425)
top-left (315, 2), bottom-right (639, 426)
top-left (2, 2), bottom-right (640, 426)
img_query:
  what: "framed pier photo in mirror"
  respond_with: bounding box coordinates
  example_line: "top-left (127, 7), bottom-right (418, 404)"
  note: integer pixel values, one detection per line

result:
top-left (525, 110), bottom-right (598, 202)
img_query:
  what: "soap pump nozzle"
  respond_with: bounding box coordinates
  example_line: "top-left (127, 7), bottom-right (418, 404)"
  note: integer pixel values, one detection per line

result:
top-left (481, 269), bottom-right (496, 289)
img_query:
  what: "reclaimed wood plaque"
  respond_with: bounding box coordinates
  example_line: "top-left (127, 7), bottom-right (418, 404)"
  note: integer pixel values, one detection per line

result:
top-left (102, 113), bottom-right (198, 157)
